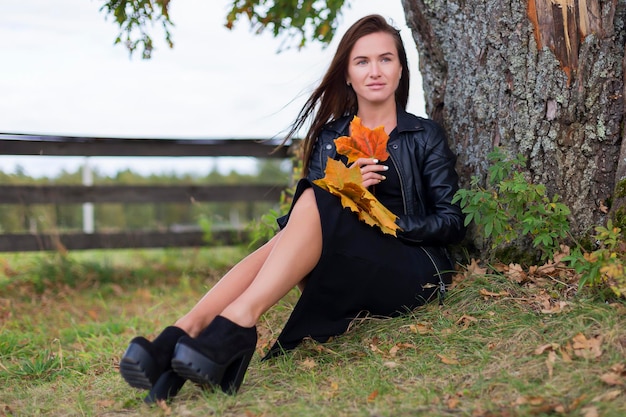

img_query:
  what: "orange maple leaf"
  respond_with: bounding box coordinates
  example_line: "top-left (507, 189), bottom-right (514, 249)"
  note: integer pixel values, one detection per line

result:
top-left (313, 158), bottom-right (400, 236)
top-left (334, 116), bottom-right (389, 164)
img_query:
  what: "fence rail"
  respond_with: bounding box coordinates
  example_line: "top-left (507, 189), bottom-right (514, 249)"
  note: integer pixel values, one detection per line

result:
top-left (1, 133), bottom-right (290, 157)
top-left (0, 184), bottom-right (284, 204)
top-left (0, 133), bottom-right (296, 252)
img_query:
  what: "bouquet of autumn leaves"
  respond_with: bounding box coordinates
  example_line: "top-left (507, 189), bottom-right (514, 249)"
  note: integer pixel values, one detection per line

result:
top-left (313, 116), bottom-right (401, 236)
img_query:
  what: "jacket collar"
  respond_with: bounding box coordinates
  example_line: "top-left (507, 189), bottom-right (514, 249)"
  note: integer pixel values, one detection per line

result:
top-left (327, 108), bottom-right (424, 136)
top-left (396, 108), bottom-right (425, 133)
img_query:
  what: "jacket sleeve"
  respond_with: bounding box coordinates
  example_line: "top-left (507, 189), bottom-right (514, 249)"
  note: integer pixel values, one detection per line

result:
top-left (395, 125), bottom-right (466, 246)
top-left (306, 137), bottom-right (326, 181)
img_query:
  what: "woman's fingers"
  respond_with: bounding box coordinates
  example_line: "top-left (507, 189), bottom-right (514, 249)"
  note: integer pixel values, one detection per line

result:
top-left (357, 158), bottom-right (388, 187)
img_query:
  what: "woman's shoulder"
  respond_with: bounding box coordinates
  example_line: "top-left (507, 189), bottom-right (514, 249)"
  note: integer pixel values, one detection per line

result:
top-left (320, 115), bottom-right (352, 138)
top-left (397, 110), bottom-right (451, 156)
top-left (397, 109), bottom-right (443, 135)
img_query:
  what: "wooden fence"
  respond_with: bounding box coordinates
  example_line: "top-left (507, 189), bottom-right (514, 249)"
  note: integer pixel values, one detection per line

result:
top-left (0, 133), bottom-right (296, 252)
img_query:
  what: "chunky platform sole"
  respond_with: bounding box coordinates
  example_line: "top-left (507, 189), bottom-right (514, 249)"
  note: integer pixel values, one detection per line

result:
top-left (119, 342), bottom-right (156, 390)
top-left (171, 343), bottom-right (254, 394)
top-left (144, 370), bottom-right (187, 404)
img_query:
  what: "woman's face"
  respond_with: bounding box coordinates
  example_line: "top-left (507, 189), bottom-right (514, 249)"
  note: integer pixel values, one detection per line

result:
top-left (346, 32), bottom-right (402, 109)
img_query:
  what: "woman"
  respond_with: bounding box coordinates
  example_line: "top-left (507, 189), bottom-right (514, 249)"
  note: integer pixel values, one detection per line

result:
top-left (119, 14), bottom-right (465, 403)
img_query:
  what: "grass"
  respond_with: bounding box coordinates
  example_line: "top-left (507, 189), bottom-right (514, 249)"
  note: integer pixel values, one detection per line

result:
top-left (1, 247), bottom-right (625, 416)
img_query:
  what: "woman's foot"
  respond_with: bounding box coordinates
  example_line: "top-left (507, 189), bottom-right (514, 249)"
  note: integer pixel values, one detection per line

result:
top-left (119, 326), bottom-right (188, 402)
top-left (171, 315), bottom-right (257, 394)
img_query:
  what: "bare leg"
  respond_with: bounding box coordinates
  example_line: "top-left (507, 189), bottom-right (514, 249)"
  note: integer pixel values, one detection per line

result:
top-left (175, 187), bottom-right (322, 335)
top-left (220, 187), bottom-right (322, 327)
top-left (174, 232), bottom-right (280, 337)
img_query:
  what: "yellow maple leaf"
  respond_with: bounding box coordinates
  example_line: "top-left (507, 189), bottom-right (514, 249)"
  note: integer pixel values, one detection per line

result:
top-left (313, 158), bottom-right (400, 236)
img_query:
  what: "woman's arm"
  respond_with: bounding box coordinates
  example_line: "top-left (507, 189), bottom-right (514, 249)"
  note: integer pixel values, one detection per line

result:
top-left (396, 126), bottom-right (466, 246)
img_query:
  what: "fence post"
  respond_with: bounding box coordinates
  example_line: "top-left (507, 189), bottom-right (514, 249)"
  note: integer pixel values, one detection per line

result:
top-left (82, 157), bottom-right (94, 234)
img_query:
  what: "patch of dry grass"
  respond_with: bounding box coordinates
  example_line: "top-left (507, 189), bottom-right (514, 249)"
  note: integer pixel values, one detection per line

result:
top-left (1, 248), bottom-right (626, 416)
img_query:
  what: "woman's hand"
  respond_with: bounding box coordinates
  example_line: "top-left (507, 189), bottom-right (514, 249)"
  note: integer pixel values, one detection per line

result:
top-left (355, 158), bottom-right (389, 188)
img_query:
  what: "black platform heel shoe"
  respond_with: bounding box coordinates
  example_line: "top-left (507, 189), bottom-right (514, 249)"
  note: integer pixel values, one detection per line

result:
top-left (143, 370), bottom-right (186, 404)
top-left (171, 315), bottom-right (257, 394)
top-left (119, 326), bottom-right (188, 403)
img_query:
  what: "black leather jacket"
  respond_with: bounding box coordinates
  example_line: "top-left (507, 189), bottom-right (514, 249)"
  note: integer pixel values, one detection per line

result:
top-left (306, 109), bottom-right (466, 246)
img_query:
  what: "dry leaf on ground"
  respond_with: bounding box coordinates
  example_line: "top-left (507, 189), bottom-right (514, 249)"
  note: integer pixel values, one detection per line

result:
top-left (466, 258), bottom-right (487, 276)
top-left (437, 353), bottom-right (460, 365)
top-left (456, 314), bottom-right (478, 328)
top-left (572, 333), bottom-right (603, 359)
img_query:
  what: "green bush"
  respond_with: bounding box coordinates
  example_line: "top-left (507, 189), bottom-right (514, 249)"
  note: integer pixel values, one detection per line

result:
top-left (563, 220), bottom-right (626, 299)
top-left (452, 147), bottom-right (571, 262)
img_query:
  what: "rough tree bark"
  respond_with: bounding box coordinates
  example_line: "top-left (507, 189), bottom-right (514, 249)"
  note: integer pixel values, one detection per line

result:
top-left (401, 0), bottom-right (625, 245)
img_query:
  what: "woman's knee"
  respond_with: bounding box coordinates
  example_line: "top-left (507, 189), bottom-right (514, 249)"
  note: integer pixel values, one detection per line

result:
top-left (294, 188), bottom-right (317, 210)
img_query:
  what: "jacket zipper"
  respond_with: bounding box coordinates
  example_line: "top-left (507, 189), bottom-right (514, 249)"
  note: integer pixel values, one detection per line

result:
top-left (387, 147), bottom-right (409, 215)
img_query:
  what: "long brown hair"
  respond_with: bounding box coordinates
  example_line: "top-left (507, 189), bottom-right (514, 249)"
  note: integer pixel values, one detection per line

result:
top-left (283, 14), bottom-right (410, 176)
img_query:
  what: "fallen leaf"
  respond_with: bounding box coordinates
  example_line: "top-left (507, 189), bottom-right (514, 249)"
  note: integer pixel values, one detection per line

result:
top-left (466, 258), bottom-right (487, 275)
top-left (370, 343), bottom-right (384, 354)
top-left (534, 343), bottom-right (560, 355)
top-left (437, 353), bottom-right (460, 365)
top-left (447, 397), bottom-right (460, 409)
top-left (389, 344), bottom-right (400, 357)
top-left (572, 333), bottom-right (603, 359)
top-left (592, 389), bottom-right (622, 402)
top-left (581, 405), bottom-right (600, 417)
top-left (323, 380), bottom-right (340, 399)
top-left (546, 350), bottom-right (557, 378)
top-left (479, 288), bottom-right (511, 298)
top-left (609, 363), bottom-right (626, 374)
top-left (559, 346), bottom-right (573, 362)
top-left (389, 342), bottom-right (417, 357)
top-left (552, 245), bottom-right (571, 265)
top-left (367, 390), bottom-right (379, 402)
top-left (506, 263), bottom-right (526, 283)
top-left (456, 315), bottom-right (478, 328)
top-left (600, 372), bottom-right (624, 386)
top-left (541, 301), bottom-right (570, 314)
top-left (334, 116), bottom-right (389, 164)
top-left (569, 394), bottom-right (586, 410)
top-left (535, 260), bottom-right (557, 275)
top-left (404, 322), bottom-right (433, 334)
top-left (300, 358), bottom-right (317, 370)
top-left (514, 396), bottom-right (542, 406)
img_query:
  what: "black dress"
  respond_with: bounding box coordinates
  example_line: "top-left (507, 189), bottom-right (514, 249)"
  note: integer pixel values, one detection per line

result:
top-left (263, 129), bottom-right (454, 359)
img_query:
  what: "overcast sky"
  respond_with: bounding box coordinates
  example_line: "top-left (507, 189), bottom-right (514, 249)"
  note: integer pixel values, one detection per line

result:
top-left (0, 0), bottom-right (425, 177)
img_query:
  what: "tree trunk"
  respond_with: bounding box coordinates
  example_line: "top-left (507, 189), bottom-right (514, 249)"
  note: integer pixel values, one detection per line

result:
top-left (401, 0), bottom-right (626, 244)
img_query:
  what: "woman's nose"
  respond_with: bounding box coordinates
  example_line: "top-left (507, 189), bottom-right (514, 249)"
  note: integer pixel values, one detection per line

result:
top-left (369, 63), bottom-right (381, 77)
